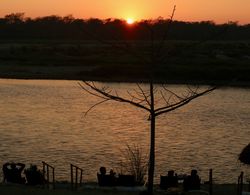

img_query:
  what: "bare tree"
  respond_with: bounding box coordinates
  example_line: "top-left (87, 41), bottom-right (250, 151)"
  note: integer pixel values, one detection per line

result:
top-left (79, 82), bottom-right (215, 193)
top-left (79, 6), bottom-right (216, 195)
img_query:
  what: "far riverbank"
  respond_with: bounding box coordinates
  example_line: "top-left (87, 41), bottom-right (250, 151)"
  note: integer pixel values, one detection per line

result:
top-left (0, 64), bottom-right (250, 88)
top-left (0, 40), bottom-right (249, 87)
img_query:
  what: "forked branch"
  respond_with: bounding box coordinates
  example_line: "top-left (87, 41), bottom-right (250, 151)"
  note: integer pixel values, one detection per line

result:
top-left (155, 86), bottom-right (216, 116)
top-left (80, 81), bottom-right (151, 113)
top-left (80, 81), bottom-right (216, 119)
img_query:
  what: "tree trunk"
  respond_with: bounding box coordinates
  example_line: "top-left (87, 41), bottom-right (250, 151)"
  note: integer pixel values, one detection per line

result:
top-left (147, 82), bottom-right (155, 195)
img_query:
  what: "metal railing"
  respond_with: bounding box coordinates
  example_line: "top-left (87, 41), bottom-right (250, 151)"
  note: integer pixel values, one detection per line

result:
top-left (70, 164), bottom-right (83, 190)
top-left (42, 161), bottom-right (55, 189)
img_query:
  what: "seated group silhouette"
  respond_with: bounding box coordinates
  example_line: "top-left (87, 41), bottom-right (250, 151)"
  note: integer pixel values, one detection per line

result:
top-left (24, 164), bottom-right (45, 185)
top-left (97, 166), bottom-right (136, 187)
top-left (2, 162), bottom-right (45, 185)
top-left (2, 161), bottom-right (201, 191)
top-left (183, 169), bottom-right (201, 191)
top-left (160, 169), bottom-right (201, 192)
top-left (97, 166), bottom-right (117, 186)
top-left (160, 170), bottom-right (178, 189)
top-left (2, 162), bottom-right (26, 184)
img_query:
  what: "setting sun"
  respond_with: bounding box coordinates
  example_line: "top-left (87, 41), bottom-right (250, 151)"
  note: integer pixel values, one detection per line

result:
top-left (126, 18), bottom-right (134, 24)
top-left (0, 1), bottom-right (249, 24)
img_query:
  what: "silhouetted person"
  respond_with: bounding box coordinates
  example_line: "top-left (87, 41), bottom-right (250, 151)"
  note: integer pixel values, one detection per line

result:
top-left (167, 170), bottom-right (178, 188)
top-left (183, 169), bottom-right (201, 192)
top-left (97, 167), bottom-right (117, 186)
top-left (109, 169), bottom-right (117, 185)
top-left (160, 170), bottom-right (178, 189)
top-left (99, 166), bottom-right (106, 175)
top-left (24, 164), bottom-right (45, 185)
top-left (110, 169), bottom-right (117, 178)
top-left (2, 162), bottom-right (26, 184)
top-left (97, 166), bottom-right (107, 186)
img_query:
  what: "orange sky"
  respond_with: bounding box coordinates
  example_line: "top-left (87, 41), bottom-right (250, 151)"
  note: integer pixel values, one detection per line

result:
top-left (1, 0), bottom-right (250, 24)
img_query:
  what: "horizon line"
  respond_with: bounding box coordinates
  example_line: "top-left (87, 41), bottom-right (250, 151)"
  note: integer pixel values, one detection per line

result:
top-left (1, 13), bottom-right (249, 25)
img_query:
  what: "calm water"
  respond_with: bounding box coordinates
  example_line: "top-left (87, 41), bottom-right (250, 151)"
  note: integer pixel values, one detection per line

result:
top-left (0, 79), bottom-right (249, 184)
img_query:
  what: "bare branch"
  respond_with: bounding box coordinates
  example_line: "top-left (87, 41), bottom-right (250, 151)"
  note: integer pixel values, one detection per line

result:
top-left (83, 99), bottom-right (110, 116)
top-left (82, 81), bottom-right (151, 112)
top-left (155, 87), bottom-right (216, 116)
top-left (160, 90), bottom-right (171, 106)
top-left (127, 90), bottom-right (147, 104)
top-left (78, 82), bottom-right (109, 100)
top-left (136, 84), bottom-right (151, 107)
top-left (156, 5), bottom-right (176, 58)
top-left (161, 84), bottom-right (183, 101)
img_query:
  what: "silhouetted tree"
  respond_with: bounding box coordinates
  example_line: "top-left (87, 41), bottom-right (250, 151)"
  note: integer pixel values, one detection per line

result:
top-left (80, 82), bottom-right (215, 194)
top-left (4, 13), bottom-right (25, 24)
top-left (79, 6), bottom-right (216, 194)
top-left (0, 13), bottom-right (250, 40)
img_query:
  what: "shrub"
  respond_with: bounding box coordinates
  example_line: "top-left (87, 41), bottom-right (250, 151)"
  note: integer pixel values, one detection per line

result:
top-left (119, 144), bottom-right (148, 185)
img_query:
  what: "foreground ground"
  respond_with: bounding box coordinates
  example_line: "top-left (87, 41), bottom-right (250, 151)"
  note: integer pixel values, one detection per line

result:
top-left (0, 183), bottom-right (246, 195)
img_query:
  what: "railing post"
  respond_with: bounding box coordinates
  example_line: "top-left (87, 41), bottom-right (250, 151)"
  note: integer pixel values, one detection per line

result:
top-left (42, 161), bottom-right (55, 189)
top-left (70, 164), bottom-right (83, 190)
top-left (237, 172), bottom-right (244, 195)
top-left (80, 170), bottom-right (83, 187)
top-left (209, 169), bottom-right (213, 195)
top-left (71, 164), bottom-right (74, 190)
top-left (75, 168), bottom-right (78, 189)
top-left (47, 165), bottom-right (50, 188)
top-left (52, 167), bottom-right (55, 189)
top-left (42, 162), bottom-right (46, 188)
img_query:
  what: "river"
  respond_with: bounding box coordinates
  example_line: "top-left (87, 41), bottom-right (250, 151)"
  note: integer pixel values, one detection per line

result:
top-left (0, 79), bottom-right (249, 184)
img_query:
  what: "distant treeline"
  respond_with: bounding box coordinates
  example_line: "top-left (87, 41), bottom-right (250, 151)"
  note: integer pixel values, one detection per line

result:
top-left (1, 13), bottom-right (250, 40)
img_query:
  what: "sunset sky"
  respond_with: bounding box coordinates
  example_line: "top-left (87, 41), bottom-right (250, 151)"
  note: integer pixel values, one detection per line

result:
top-left (1, 0), bottom-right (250, 24)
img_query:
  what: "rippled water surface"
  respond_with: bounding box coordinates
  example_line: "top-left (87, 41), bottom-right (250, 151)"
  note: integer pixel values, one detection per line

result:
top-left (0, 79), bottom-right (249, 183)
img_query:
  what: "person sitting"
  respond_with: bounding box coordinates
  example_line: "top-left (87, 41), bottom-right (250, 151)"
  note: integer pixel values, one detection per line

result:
top-left (109, 169), bottom-right (116, 177)
top-left (100, 166), bottom-right (106, 175)
top-left (183, 169), bottom-right (201, 192)
top-left (97, 166), bottom-right (108, 186)
top-left (109, 169), bottom-right (117, 185)
top-left (24, 164), bottom-right (45, 185)
top-left (160, 170), bottom-right (178, 189)
top-left (2, 162), bottom-right (26, 184)
top-left (97, 166), bottom-right (117, 186)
